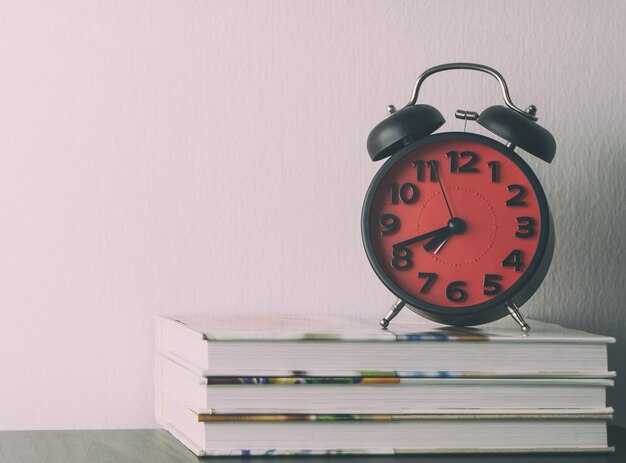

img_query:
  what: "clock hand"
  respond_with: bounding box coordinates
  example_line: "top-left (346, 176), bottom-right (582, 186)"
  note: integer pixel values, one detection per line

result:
top-left (423, 217), bottom-right (468, 252)
top-left (423, 229), bottom-right (451, 252)
top-left (430, 160), bottom-right (454, 219)
top-left (394, 218), bottom-right (467, 251)
top-left (434, 236), bottom-right (449, 254)
top-left (393, 225), bottom-right (449, 249)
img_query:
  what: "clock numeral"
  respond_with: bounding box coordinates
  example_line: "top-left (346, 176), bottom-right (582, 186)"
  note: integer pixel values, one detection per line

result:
top-left (502, 250), bottom-right (523, 272)
top-left (506, 184), bottom-right (528, 207)
top-left (412, 160), bottom-right (438, 182)
top-left (446, 151), bottom-right (457, 173)
top-left (379, 214), bottom-right (400, 236)
top-left (418, 272), bottom-right (437, 293)
top-left (446, 151), bottom-right (479, 173)
top-left (446, 281), bottom-right (467, 302)
top-left (483, 274), bottom-right (502, 296)
top-left (391, 247), bottom-right (413, 270)
top-left (516, 216), bottom-right (536, 238)
top-left (387, 182), bottom-right (419, 205)
top-left (487, 161), bottom-right (500, 182)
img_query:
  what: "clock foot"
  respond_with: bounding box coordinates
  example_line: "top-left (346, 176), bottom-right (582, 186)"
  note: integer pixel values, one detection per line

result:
top-left (380, 298), bottom-right (405, 329)
top-left (506, 302), bottom-right (531, 334)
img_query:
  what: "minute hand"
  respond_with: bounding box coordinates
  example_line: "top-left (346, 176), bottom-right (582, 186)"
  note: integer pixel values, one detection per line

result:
top-left (393, 225), bottom-right (449, 249)
top-left (431, 160), bottom-right (454, 219)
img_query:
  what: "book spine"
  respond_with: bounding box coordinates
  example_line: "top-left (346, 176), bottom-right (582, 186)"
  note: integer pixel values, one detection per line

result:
top-left (156, 318), bottom-right (208, 372)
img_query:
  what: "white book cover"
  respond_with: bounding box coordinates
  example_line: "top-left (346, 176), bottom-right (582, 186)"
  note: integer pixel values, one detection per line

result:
top-left (155, 390), bottom-right (613, 457)
top-left (155, 354), bottom-right (614, 415)
top-left (158, 313), bottom-right (616, 343)
top-left (155, 313), bottom-right (615, 377)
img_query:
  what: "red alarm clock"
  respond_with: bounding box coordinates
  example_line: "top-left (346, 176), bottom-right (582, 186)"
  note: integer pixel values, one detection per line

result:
top-left (362, 64), bottom-right (556, 331)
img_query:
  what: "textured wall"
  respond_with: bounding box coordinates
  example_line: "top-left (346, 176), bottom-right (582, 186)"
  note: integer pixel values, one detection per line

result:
top-left (0, 0), bottom-right (624, 429)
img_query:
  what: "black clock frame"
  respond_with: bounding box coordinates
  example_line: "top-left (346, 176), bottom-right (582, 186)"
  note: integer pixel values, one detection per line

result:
top-left (362, 132), bottom-right (554, 326)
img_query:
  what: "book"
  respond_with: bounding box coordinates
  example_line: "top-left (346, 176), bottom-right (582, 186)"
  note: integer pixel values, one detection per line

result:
top-left (155, 390), bottom-right (613, 456)
top-left (155, 314), bottom-right (615, 377)
top-left (155, 354), bottom-right (613, 414)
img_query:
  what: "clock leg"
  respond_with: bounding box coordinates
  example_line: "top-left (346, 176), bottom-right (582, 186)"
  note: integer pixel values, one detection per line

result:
top-left (506, 302), bottom-right (531, 334)
top-left (380, 298), bottom-right (405, 329)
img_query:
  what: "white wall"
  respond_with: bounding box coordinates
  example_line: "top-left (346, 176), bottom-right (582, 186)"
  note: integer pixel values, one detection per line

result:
top-left (0, 0), bottom-right (624, 429)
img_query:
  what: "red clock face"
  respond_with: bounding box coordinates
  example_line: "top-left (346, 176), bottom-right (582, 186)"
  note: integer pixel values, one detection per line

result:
top-left (363, 133), bottom-right (548, 319)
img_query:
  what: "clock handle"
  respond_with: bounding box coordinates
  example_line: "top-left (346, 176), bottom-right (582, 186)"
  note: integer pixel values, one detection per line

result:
top-left (380, 298), bottom-right (405, 329)
top-left (405, 63), bottom-right (537, 122)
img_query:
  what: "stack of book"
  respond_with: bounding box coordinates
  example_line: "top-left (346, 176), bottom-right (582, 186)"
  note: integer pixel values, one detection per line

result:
top-left (155, 314), bottom-right (615, 456)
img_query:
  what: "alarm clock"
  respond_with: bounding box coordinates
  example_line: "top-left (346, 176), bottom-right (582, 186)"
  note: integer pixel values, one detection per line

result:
top-left (362, 63), bottom-right (556, 332)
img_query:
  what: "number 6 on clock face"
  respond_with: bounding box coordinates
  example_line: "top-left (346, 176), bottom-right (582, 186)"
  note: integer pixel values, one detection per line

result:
top-left (362, 132), bottom-right (554, 326)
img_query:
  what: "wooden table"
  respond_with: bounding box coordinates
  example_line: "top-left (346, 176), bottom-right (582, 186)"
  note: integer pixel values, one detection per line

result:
top-left (0, 426), bottom-right (623, 462)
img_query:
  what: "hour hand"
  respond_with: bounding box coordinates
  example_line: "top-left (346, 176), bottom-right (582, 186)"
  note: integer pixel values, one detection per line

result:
top-left (423, 229), bottom-right (452, 252)
top-left (392, 225), bottom-right (449, 249)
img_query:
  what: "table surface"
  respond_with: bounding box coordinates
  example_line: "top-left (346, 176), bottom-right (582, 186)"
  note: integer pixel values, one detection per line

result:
top-left (0, 426), bottom-right (623, 463)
